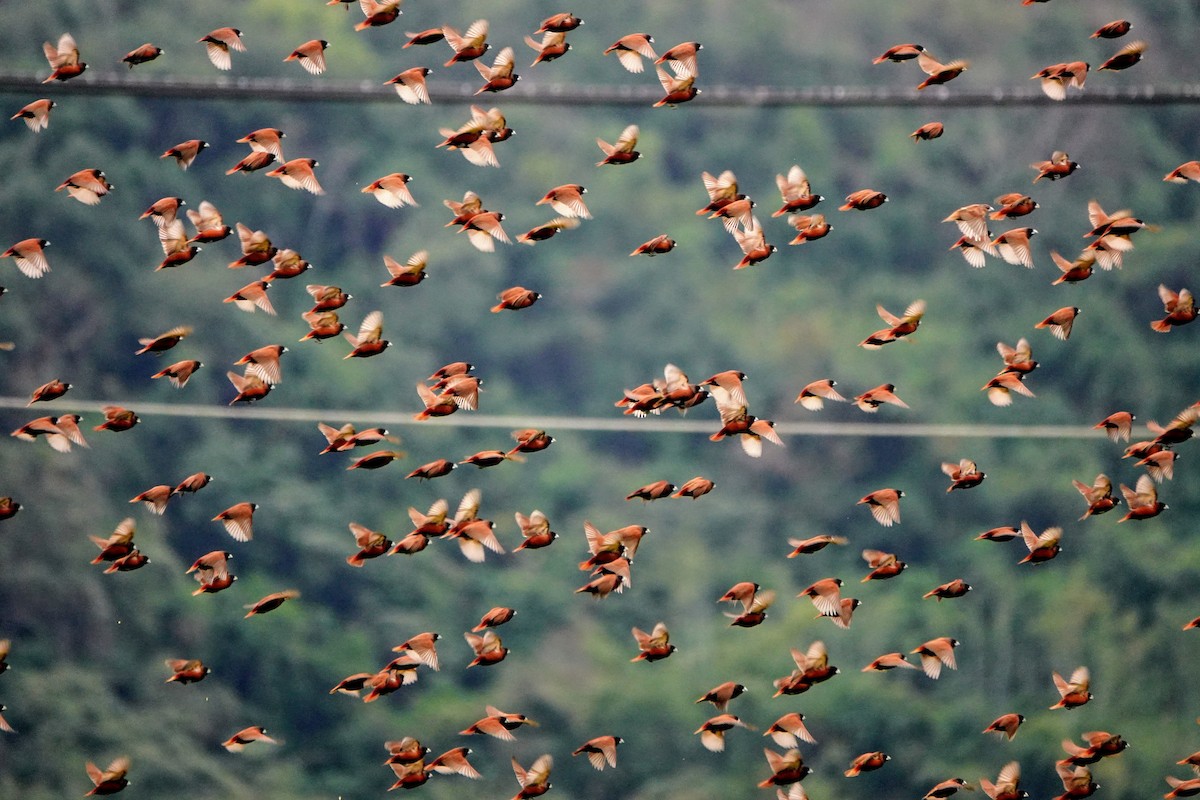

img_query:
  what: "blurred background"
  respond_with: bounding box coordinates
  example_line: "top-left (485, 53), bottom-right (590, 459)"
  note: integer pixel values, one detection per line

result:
top-left (1, 1), bottom-right (1199, 798)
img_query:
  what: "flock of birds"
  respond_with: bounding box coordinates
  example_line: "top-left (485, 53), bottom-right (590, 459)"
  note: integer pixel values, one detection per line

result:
top-left (2, 1), bottom-right (1200, 798)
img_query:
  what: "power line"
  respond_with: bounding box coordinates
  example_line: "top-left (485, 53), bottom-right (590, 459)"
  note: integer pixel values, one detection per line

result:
top-left (4, 71), bottom-right (1200, 107)
top-left (0, 396), bottom-right (1113, 439)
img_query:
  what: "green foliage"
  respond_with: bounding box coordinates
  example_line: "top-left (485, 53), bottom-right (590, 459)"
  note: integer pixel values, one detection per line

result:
top-left (2, 1), bottom-right (1200, 799)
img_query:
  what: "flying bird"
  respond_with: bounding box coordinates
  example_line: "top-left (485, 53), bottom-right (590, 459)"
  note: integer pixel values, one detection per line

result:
top-left (198, 27), bottom-right (245, 71)
top-left (982, 713), bottom-right (1025, 740)
top-left (474, 46), bottom-right (519, 94)
top-left (386, 67), bottom-right (432, 104)
top-left (244, 590), bottom-right (299, 618)
top-left (285, 39), bottom-right (328, 75)
top-left (10, 99), bottom-right (55, 132)
top-left (916, 52), bottom-right (969, 89)
top-left (265, 158), bottom-right (324, 195)
top-left (524, 31), bottom-right (571, 67)
top-left (858, 488), bottom-right (903, 526)
top-left (572, 736), bottom-right (621, 771)
top-left (1050, 666), bottom-right (1092, 709)
top-left (873, 43), bottom-right (925, 64)
top-left (213, 502), bottom-right (256, 542)
top-left (631, 622), bottom-right (674, 662)
top-left (510, 754), bottom-right (553, 800)
top-left (1036, 306), bottom-right (1081, 340)
top-left (911, 637), bottom-right (959, 679)
top-left (363, 173), bottom-right (417, 208)
top-left (55, 169), bottom-right (112, 205)
top-left (1031, 151), bottom-right (1080, 183)
top-left (443, 19), bottom-right (491, 67)
top-left (596, 124), bottom-right (640, 166)
top-left (43, 33), bottom-right (86, 83)
top-left (222, 726), bottom-right (278, 752)
top-left (1098, 40), bottom-right (1146, 71)
top-left (84, 757), bottom-right (130, 796)
top-left (604, 33), bottom-right (657, 73)
top-left (2, 238), bottom-right (51, 278)
top-left (653, 66), bottom-right (698, 107)
top-left (355, 0), bottom-right (402, 30)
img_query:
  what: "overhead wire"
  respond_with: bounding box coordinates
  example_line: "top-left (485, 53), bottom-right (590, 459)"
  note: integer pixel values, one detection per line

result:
top-left (3, 71), bottom-right (1200, 107)
top-left (0, 396), bottom-right (1113, 439)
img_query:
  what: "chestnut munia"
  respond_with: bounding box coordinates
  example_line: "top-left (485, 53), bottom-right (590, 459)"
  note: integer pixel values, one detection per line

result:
top-left (915, 52), bottom-right (969, 90)
top-left (524, 31), bottom-right (570, 67)
top-left (1164, 161), bottom-right (1200, 184)
top-left (392, 631), bottom-right (441, 671)
top-left (911, 636), bottom-right (959, 679)
top-left (222, 725), bottom-right (278, 752)
top-left (873, 43), bottom-right (925, 64)
top-left (474, 46), bottom-right (519, 94)
top-left (1036, 306), bottom-right (1081, 341)
top-left (1119, 474), bottom-right (1166, 522)
top-left (492, 286), bottom-right (541, 312)
top-left (425, 747), bottom-right (481, 779)
top-left (597, 124), bottom-right (640, 166)
top-left (862, 652), bottom-right (919, 672)
top-left (347, 523), bottom-right (391, 567)
top-left (226, 369), bottom-right (271, 405)
top-left (1092, 20), bottom-right (1132, 39)
top-left (763, 712), bottom-right (816, 748)
top-left (43, 33), bottom-right (86, 83)
top-left (1098, 40), bottom-right (1146, 71)
top-left (655, 41), bottom-right (703, 78)
top-left (164, 658), bottom-right (209, 685)
top-left (1152, 284), bottom-right (1196, 332)
top-left (911, 121), bottom-right (944, 141)
top-left (845, 751), bottom-right (891, 777)
top-left (673, 476), bottom-right (715, 499)
top-left (923, 579), bottom-right (972, 601)
top-left (572, 736), bottom-right (622, 771)
top-left (244, 590), bottom-right (299, 618)
top-left (284, 39), bottom-right (328, 75)
top-left (84, 756), bottom-right (130, 796)
top-left (696, 681), bottom-right (747, 713)
top-left (10, 99), bottom-right (55, 133)
top-left (122, 43), bottom-right (162, 68)
top-left (405, 459), bottom-right (456, 481)
top-left (631, 621), bottom-right (674, 662)
top-left (344, 310), bottom-right (389, 359)
top-left (55, 168), bottom-right (112, 205)
top-left (857, 488), bottom-right (903, 526)
top-left (695, 714), bottom-right (751, 752)
top-left (653, 66), bottom-right (698, 107)
top-left (773, 164), bottom-right (822, 216)
top-left (386, 67), bottom-right (432, 105)
top-left (510, 754), bottom-right (552, 800)
top-left (1031, 151), bottom-right (1079, 183)
top-left (604, 33), bottom-right (656, 74)
top-left (198, 28), bottom-right (245, 71)
top-left (1049, 666), bottom-right (1092, 709)
top-left (355, 0), bottom-right (401, 30)
top-left (514, 510), bottom-right (557, 551)
top-left (213, 502), bottom-right (256, 542)
top-left (1073, 474), bottom-right (1118, 520)
top-left (364, 173), bottom-right (417, 209)
top-left (786, 535), bottom-right (847, 557)
top-left (265, 158), bottom-right (324, 195)
top-left (93, 406), bottom-right (138, 433)
top-left (442, 19), bottom-right (491, 67)
top-left (942, 459), bottom-right (985, 492)
top-left (630, 234), bottom-right (675, 256)
top-left (1019, 521), bottom-right (1061, 564)
top-left (982, 713), bottom-right (1025, 740)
